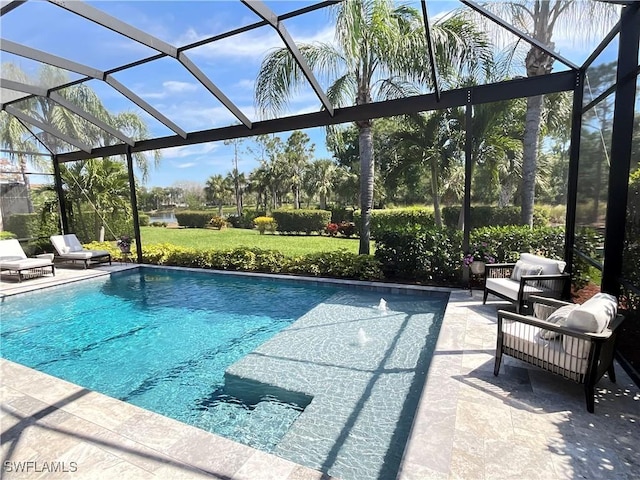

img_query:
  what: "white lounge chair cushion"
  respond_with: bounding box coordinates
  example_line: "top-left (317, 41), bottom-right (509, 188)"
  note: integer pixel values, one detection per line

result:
top-left (566, 293), bottom-right (617, 334)
top-left (59, 250), bottom-right (110, 259)
top-left (502, 321), bottom-right (587, 379)
top-left (485, 277), bottom-right (544, 301)
top-left (519, 253), bottom-right (566, 275)
top-left (561, 293), bottom-right (617, 359)
top-left (0, 257), bottom-right (53, 269)
top-left (511, 260), bottom-right (543, 281)
top-left (0, 239), bottom-right (27, 260)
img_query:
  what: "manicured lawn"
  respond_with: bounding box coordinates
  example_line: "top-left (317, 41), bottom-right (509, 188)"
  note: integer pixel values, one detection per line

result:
top-left (140, 226), bottom-right (373, 256)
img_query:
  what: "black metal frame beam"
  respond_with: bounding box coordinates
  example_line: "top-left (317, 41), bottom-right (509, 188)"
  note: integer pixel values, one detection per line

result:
top-left (52, 0), bottom-right (253, 128)
top-left (0, 1), bottom-right (26, 17)
top-left (52, 154), bottom-right (69, 234)
top-left (55, 71), bottom-right (575, 163)
top-left (125, 147), bottom-right (143, 263)
top-left (460, 0), bottom-right (579, 70)
top-left (0, 78), bottom-right (135, 145)
top-left (104, 76), bottom-right (188, 139)
top-left (242, 0), bottom-right (334, 116)
top-left (0, 38), bottom-right (189, 138)
top-left (463, 92), bottom-right (473, 283)
top-left (564, 70), bottom-right (584, 283)
top-left (601, 2), bottom-right (640, 294)
top-left (420, 0), bottom-right (440, 102)
top-left (3, 105), bottom-right (93, 152)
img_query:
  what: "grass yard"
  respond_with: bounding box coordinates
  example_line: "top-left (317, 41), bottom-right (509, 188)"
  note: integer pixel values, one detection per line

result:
top-left (140, 226), bottom-right (373, 256)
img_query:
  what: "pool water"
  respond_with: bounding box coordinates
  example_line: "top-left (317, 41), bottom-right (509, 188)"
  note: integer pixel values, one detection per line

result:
top-left (0, 268), bottom-right (448, 480)
top-left (0, 269), bottom-right (335, 447)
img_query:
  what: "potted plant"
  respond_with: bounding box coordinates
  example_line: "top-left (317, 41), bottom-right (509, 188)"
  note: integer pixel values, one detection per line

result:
top-left (463, 242), bottom-right (496, 275)
top-left (117, 235), bottom-right (132, 254)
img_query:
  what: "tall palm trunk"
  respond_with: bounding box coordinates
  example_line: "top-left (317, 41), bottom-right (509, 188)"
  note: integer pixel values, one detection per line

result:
top-left (18, 156), bottom-right (34, 213)
top-left (522, 95), bottom-right (543, 226)
top-left (521, 1), bottom-right (554, 227)
top-left (429, 155), bottom-right (442, 228)
top-left (319, 193), bottom-right (327, 210)
top-left (358, 121), bottom-right (374, 255)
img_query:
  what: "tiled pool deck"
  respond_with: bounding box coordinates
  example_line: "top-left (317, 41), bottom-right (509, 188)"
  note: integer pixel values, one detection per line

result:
top-left (1, 266), bottom-right (639, 479)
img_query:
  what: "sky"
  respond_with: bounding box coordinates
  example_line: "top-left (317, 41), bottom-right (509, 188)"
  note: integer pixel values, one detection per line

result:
top-left (0, 0), bottom-right (623, 188)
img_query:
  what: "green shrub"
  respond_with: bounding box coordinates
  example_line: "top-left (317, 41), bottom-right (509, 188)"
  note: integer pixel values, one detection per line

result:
top-left (209, 216), bottom-right (227, 229)
top-left (5, 213), bottom-right (58, 240)
top-left (272, 209), bottom-right (331, 234)
top-left (150, 221), bottom-right (167, 227)
top-left (175, 211), bottom-right (216, 228)
top-left (353, 207), bottom-right (435, 237)
top-left (138, 243), bottom-right (382, 280)
top-left (254, 216), bottom-right (277, 234)
top-left (328, 206), bottom-right (354, 223)
top-left (375, 227), bottom-right (463, 282)
top-left (470, 225), bottom-right (596, 289)
top-left (287, 250), bottom-right (383, 280)
top-left (0, 231), bottom-right (17, 239)
top-left (442, 206), bottom-right (550, 229)
top-left (138, 213), bottom-right (150, 226)
top-left (227, 210), bottom-right (265, 229)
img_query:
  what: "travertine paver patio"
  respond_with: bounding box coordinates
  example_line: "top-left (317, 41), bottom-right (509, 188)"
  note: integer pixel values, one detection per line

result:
top-left (1, 268), bottom-right (639, 479)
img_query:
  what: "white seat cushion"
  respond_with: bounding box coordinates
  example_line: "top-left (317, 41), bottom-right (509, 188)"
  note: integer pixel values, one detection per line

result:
top-left (486, 277), bottom-right (544, 301)
top-left (0, 257), bottom-right (54, 270)
top-left (502, 321), bottom-right (588, 379)
top-left (519, 253), bottom-right (566, 275)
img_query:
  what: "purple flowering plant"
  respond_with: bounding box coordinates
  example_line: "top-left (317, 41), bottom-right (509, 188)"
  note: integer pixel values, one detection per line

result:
top-left (463, 242), bottom-right (496, 266)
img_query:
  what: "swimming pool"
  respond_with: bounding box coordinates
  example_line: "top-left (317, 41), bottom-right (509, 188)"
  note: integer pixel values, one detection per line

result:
top-left (0, 267), bottom-right (448, 480)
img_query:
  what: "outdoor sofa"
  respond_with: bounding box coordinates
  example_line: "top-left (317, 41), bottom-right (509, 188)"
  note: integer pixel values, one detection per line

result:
top-left (483, 252), bottom-right (570, 313)
top-left (50, 234), bottom-right (111, 268)
top-left (495, 293), bottom-right (623, 413)
top-left (0, 238), bottom-right (55, 282)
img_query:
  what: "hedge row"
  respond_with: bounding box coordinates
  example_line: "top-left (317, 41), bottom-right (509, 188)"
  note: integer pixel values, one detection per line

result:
top-left (5, 213), bottom-right (58, 240)
top-left (272, 209), bottom-right (331, 234)
top-left (84, 241), bottom-right (383, 281)
top-left (353, 207), bottom-right (435, 238)
top-left (442, 206), bottom-right (550, 229)
top-left (374, 225), bottom-right (599, 288)
top-left (175, 211), bottom-right (218, 228)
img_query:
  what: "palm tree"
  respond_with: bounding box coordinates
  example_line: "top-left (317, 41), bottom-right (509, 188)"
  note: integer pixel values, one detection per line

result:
top-left (204, 174), bottom-right (230, 216)
top-left (255, 0), bottom-right (489, 254)
top-left (283, 131), bottom-right (314, 209)
top-left (0, 64), bottom-right (161, 237)
top-left (482, 1), bottom-right (618, 226)
top-left (305, 159), bottom-right (338, 210)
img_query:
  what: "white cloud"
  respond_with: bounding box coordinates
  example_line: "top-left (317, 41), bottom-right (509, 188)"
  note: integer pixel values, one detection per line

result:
top-left (175, 162), bottom-right (196, 169)
top-left (179, 24), bottom-right (335, 62)
top-left (163, 143), bottom-right (219, 159)
top-left (139, 80), bottom-right (199, 100)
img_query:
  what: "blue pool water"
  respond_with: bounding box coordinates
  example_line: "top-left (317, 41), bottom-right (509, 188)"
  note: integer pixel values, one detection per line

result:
top-left (0, 267), bottom-right (448, 480)
top-left (0, 269), bottom-right (337, 448)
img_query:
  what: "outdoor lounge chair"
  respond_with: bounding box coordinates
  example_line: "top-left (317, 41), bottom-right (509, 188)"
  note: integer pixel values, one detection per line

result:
top-left (483, 252), bottom-right (570, 313)
top-left (495, 294), bottom-right (624, 413)
top-left (50, 234), bottom-right (111, 268)
top-left (0, 239), bottom-right (55, 282)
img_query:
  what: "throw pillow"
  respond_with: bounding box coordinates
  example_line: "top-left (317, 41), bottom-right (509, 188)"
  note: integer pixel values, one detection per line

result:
top-left (511, 260), bottom-right (543, 282)
top-left (565, 292), bottom-right (617, 334)
top-left (537, 304), bottom-right (577, 340)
